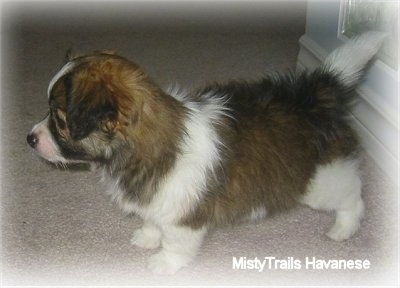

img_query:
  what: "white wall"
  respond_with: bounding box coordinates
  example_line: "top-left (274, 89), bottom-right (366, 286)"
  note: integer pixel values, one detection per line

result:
top-left (297, 0), bottom-right (399, 183)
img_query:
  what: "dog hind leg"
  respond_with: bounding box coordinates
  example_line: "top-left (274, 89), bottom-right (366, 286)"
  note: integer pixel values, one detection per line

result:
top-left (299, 158), bottom-right (364, 241)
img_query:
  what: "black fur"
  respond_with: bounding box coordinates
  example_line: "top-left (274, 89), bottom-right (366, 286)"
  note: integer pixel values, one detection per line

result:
top-left (200, 68), bottom-right (357, 154)
top-left (66, 80), bottom-right (118, 141)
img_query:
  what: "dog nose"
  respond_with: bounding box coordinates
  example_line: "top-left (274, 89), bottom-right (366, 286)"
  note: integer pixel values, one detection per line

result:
top-left (27, 133), bottom-right (38, 148)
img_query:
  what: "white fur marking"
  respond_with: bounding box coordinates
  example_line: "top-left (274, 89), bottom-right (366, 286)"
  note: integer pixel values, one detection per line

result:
top-left (131, 222), bottom-right (162, 249)
top-left (30, 116), bottom-right (66, 162)
top-left (323, 31), bottom-right (387, 86)
top-left (47, 61), bottom-right (76, 97)
top-left (116, 91), bottom-right (227, 225)
top-left (147, 225), bottom-right (207, 274)
top-left (300, 158), bottom-right (363, 241)
top-left (147, 98), bottom-right (223, 223)
top-left (103, 90), bottom-right (227, 274)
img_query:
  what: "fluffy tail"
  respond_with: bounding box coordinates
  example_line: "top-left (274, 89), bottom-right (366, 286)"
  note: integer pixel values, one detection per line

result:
top-left (322, 31), bottom-right (387, 86)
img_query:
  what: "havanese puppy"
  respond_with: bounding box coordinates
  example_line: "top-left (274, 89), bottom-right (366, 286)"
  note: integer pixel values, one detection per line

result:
top-left (27, 32), bottom-right (385, 274)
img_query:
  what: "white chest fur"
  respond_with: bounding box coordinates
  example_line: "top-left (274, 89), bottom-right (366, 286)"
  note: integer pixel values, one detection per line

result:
top-left (103, 94), bottom-right (227, 226)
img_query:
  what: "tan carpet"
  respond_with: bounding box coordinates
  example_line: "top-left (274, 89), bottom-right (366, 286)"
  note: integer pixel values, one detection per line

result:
top-left (1, 1), bottom-right (398, 286)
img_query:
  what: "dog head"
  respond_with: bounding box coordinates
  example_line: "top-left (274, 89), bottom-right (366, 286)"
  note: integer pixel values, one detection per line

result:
top-left (27, 50), bottom-right (178, 164)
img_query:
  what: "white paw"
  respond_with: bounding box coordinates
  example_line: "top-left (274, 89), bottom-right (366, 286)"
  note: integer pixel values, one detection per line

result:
top-left (147, 251), bottom-right (191, 275)
top-left (326, 222), bottom-right (358, 241)
top-left (130, 226), bottom-right (161, 249)
top-left (326, 203), bottom-right (363, 241)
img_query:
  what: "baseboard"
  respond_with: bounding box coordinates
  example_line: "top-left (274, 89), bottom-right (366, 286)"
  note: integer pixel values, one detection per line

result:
top-left (297, 34), bottom-right (399, 183)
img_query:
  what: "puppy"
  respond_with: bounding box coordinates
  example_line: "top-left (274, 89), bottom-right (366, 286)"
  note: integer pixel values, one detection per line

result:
top-left (27, 32), bottom-right (385, 274)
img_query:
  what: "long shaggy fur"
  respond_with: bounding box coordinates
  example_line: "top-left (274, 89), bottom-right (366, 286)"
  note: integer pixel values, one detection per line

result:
top-left (27, 32), bottom-right (386, 274)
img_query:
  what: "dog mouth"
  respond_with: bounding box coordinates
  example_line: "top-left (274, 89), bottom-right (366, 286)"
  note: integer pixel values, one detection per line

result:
top-left (27, 116), bottom-right (68, 163)
top-left (28, 113), bottom-right (97, 165)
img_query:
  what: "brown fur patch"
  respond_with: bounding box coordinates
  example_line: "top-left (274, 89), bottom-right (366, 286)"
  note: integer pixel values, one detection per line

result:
top-left (47, 52), bottom-right (360, 229)
top-left (180, 77), bottom-right (360, 229)
top-left (49, 53), bottom-right (188, 205)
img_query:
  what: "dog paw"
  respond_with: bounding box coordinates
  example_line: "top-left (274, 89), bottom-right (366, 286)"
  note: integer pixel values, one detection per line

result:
top-left (326, 223), bottom-right (357, 241)
top-left (130, 226), bottom-right (161, 249)
top-left (147, 251), bottom-right (190, 275)
top-left (326, 209), bottom-right (362, 242)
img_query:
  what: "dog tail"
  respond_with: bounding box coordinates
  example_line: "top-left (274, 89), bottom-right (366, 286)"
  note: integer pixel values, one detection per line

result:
top-left (322, 31), bottom-right (387, 87)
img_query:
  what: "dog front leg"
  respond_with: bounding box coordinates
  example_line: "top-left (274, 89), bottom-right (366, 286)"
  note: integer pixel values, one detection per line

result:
top-left (131, 221), bottom-right (162, 249)
top-left (147, 224), bottom-right (207, 274)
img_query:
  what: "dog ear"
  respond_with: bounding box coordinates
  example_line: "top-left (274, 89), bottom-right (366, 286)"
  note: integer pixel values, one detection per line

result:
top-left (67, 86), bottom-right (118, 141)
top-left (64, 48), bottom-right (83, 63)
top-left (65, 48), bottom-right (73, 62)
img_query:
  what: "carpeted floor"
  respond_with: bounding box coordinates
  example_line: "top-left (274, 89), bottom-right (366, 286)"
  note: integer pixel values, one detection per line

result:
top-left (1, 2), bottom-right (398, 286)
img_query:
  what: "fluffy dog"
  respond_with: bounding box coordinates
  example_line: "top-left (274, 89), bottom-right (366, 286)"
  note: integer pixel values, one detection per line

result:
top-left (27, 32), bottom-right (385, 274)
